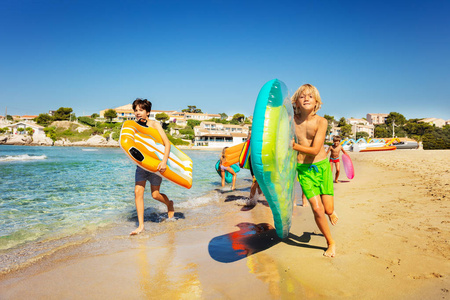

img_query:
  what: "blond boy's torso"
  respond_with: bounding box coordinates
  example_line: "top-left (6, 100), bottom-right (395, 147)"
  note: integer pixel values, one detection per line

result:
top-left (294, 114), bottom-right (327, 164)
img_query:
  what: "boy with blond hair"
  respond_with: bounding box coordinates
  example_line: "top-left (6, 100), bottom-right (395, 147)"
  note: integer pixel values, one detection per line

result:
top-left (291, 84), bottom-right (338, 257)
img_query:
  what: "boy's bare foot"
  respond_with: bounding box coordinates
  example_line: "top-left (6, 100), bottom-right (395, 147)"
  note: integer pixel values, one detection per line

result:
top-left (324, 243), bottom-right (336, 257)
top-left (167, 200), bottom-right (174, 219)
top-left (334, 180), bottom-right (339, 183)
top-left (302, 200), bottom-right (309, 207)
top-left (329, 211), bottom-right (339, 225)
top-left (130, 227), bottom-right (144, 236)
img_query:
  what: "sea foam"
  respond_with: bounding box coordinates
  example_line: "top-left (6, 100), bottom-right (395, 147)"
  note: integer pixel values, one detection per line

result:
top-left (0, 154), bottom-right (47, 162)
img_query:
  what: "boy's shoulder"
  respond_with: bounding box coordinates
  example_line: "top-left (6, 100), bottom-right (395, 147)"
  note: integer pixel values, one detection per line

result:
top-left (315, 114), bottom-right (326, 122)
top-left (147, 120), bottom-right (162, 129)
top-left (315, 115), bottom-right (327, 127)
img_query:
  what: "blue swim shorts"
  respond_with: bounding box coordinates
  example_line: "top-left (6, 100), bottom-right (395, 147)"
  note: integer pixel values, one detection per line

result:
top-left (135, 166), bottom-right (163, 186)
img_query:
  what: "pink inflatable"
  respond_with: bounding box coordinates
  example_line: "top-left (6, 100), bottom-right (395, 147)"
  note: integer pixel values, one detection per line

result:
top-left (342, 154), bottom-right (354, 179)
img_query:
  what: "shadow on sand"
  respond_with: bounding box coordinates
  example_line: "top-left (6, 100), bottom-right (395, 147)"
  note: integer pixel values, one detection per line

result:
top-left (208, 223), bottom-right (326, 263)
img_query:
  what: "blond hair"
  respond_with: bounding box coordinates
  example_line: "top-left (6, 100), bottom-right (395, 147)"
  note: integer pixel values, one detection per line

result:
top-left (291, 84), bottom-right (322, 115)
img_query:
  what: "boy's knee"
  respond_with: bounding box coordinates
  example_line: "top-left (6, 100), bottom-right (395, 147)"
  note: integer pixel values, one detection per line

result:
top-left (324, 207), bottom-right (334, 215)
top-left (311, 205), bottom-right (325, 216)
top-left (151, 191), bottom-right (161, 199)
top-left (134, 186), bottom-right (144, 196)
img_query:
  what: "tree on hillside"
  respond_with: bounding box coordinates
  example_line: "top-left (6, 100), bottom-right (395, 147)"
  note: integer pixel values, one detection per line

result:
top-left (78, 116), bottom-right (96, 127)
top-left (324, 114), bottom-right (335, 135)
top-left (403, 121), bottom-right (433, 140)
top-left (36, 113), bottom-right (53, 126)
top-left (104, 109), bottom-right (117, 122)
top-left (374, 125), bottom-right (390, 138)
top-left (53, 107), bottom-right (73, 121)
top-left (91, 113), bottom-right (99, 119)
top-left (338, 117), bottom-right (347, 127)
top-left (356, 131), bottom-right (369, 140)
top-left (340, 124), bottom-right (353, 138)
top-left (219, 113), bottom-right (228, 120)
top-left (385, 112), bottom-right (406, 127)
top-left (155, 113), bottom-right (169, 123)
top-left (26, 127), bottom-right (34, 136)
top-left (187, 119), bottom-right (201, 128)
top-left (182, 105), bottom-right (203, 113)
top-left (232, 113), bottom-right (245, 123)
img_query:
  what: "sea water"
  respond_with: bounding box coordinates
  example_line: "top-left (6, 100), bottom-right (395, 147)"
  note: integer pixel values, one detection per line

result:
top-left (0, 145), bottom-right (249, 255)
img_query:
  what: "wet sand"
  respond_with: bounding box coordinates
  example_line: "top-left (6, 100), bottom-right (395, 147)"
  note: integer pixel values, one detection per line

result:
top-left (1, 150), bottom-right (449, 299)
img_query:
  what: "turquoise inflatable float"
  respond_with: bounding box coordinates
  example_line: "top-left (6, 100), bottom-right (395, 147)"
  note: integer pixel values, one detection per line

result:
top-left (250, 79), bottom-right (297, 239)
top-left (215, 160), bottom-right (240, 183)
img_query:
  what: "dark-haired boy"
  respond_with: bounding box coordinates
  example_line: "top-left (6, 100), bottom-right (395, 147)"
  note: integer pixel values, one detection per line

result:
top-left (130, 98), bottom-right (174, 235)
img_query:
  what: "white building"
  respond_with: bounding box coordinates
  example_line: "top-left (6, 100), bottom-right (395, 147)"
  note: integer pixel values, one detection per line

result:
top-left (366, 113), bottom-right (388, 125)
top-left (100, 104), bottom-right (221, 125)
top-left (419, 118), bottom-right (446, 128)
top-left (194, 122), bottom-right (250, 147)
top-left (6, 122), bottom-right (46, 138)
top-left (347, 118), bottom-right (374, 137)
top-left (328, 126), bottom-right (342, 140)
top-left (100, 104), bottom-right (178, 122)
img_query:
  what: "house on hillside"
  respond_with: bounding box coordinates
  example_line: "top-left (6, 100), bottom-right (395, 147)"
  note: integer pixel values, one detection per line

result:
top-left (6, 122), bottom-right (46, 138)
top-left (347, 118), bottom-right (374, 137)
top-left (193, 122), bottom-right (250, 147)
top-left (100, 104), bottom-right (221, 125)
top-left (419, 118), bottom-right (446, 128)
top-left (21, 115), bottom-right (38, 122)
top-left (366, 113), bottom-right (388, 125)
top-left (100, 104), bottom-right (178, 122)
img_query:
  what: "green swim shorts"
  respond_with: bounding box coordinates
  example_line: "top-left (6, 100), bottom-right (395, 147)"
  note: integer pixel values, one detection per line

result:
top-left (297, 158), bottom-right (334, 200)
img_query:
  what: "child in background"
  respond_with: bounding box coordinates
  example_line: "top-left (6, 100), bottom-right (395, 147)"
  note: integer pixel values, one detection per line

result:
top-left (247, 130), bottom-right (263, 205)
top-left (219, 147), bottom-right (236, 190)
top-left (291, 84), bottom-right (339, 257)
top-left (326, 135), bottom-right (348, 183)
top-left (130, 98), bottom-right (174, 236)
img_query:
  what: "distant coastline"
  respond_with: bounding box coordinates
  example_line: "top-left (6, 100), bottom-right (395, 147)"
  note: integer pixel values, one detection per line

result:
top-left (0, 135), bottom-right (222, 151)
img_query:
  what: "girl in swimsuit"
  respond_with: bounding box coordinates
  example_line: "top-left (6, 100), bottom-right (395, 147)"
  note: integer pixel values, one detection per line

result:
top-left (220, 147), bottom-right (236, 190)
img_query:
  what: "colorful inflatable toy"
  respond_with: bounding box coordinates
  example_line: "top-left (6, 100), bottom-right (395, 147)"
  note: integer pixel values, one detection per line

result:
top-left (250, 79), bottom-right (297, 239)
top-left (215, 160), bottom-right (240, 183)
top-left (119, 120), bottom-right (193, 189)
top-left (239, 139), bottom-right (251, 169)
top-left (222, 143), bottom-right (245, 167)
top-left (341, 154), bottom-right (354, 179)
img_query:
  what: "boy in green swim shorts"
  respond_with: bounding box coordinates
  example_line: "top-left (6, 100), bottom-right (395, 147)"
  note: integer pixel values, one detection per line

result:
top-left (291, 84), bottom-right (339, 258)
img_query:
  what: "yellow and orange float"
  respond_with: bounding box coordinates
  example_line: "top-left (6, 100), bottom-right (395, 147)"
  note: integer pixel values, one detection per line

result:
top-left (119, 120), bottom-right (193, 189)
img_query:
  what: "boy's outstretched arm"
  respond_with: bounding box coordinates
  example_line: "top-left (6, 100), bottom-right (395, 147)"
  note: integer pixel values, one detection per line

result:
top-left (341, 147), bottom-right (348, 155)
top-left (293, 118), bottom-right (328, 156)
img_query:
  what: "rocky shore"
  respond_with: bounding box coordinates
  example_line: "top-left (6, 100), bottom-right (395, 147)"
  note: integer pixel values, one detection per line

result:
top-left (0, 134), bottom-right (119, 148)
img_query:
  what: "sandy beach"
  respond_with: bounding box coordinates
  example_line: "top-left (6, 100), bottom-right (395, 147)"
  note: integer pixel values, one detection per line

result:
top-left (1, 149), bottom-right (449, 299)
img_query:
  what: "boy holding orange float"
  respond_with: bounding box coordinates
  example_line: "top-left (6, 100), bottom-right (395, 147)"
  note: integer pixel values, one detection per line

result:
top-left (130, 98), bottom-right (174, 236)
top-left (291, 84), bottom-right (339, 257)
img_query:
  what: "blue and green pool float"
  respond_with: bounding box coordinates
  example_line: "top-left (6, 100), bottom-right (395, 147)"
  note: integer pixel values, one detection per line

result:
top-left (250, 79), bottom-right (297, 239)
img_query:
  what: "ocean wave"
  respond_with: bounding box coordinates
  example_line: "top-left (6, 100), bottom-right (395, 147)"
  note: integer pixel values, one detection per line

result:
top-left (0, 154), bottom-right (47, 162)
top-left (176, 193), bottom-right (220, 209)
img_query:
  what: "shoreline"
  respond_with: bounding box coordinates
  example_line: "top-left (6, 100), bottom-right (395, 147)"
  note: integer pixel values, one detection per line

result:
top-left (0, 140), bottom-right (225, 151)
top-left (1, 150), bottom-right (449, 299)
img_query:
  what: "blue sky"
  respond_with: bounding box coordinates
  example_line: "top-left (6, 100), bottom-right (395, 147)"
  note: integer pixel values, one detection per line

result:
top-left (1, 0), bottom-right (449, 121)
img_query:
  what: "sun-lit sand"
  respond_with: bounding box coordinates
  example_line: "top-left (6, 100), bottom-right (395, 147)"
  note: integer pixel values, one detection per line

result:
top-left (1, 150), bottom-right (449, 299)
